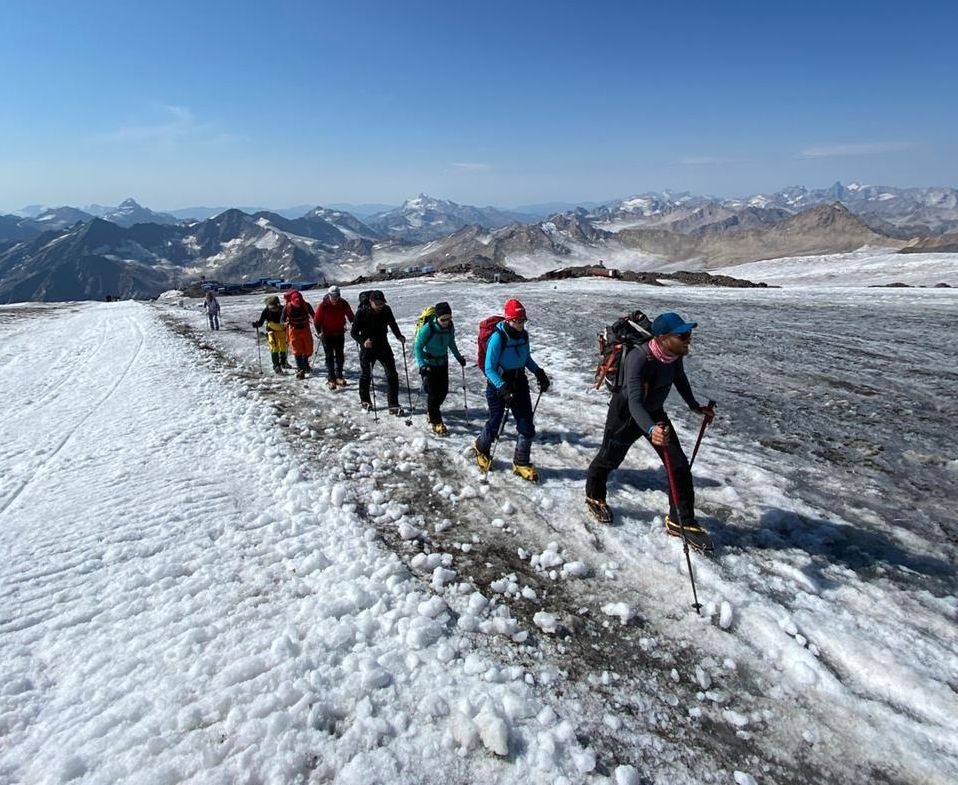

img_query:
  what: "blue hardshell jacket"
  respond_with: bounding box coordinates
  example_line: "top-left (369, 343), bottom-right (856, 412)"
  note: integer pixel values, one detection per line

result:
top-left (484, 322), bottom-right (541, 389)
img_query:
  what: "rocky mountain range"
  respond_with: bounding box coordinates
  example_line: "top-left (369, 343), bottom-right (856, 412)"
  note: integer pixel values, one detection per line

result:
top-left (589, 182), bottom-right (958, 235)
top-left (0, 208), bottom-right (379, 303)
top-left (1, 184), bottom-right (956, 302)
top-left (363, 195), bottom-right (537, 243)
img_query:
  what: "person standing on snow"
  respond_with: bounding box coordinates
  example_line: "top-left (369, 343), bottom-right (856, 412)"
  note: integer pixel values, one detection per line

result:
top-left (281, 289), bottom-right (315, 380)
top-left (474, 298), bottom-right (550, 482)
top-left (203, 291), bottom-right (221, 330)
top-left (584, 311), bottom-right (715, 550)
top-left (414, 301), bottom-right (467, 435)
top-left (350, 290), bottom-right (407, 415)
top-left (313, 285), bottom-right (355, 390)
top-left (251, 294), bottom-right (291, 374)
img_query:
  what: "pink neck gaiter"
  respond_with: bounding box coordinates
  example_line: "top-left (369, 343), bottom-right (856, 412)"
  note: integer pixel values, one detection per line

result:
top-left (649, 337), bottom-right (679, 364)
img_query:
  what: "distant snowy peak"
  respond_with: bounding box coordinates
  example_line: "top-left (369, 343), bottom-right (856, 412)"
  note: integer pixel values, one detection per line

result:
top-left (367, 194), bottom-right (530, 243)
top-left (303, 206), bottom-right (381, 240)
top-left (32, 206), bottom-right (95, 230)
top-left (740, 182), bottom-right (958, 226)
top-left (587, 183), bottom-right (958, 233)
top-left (100, 198), bottom-right (178, 228)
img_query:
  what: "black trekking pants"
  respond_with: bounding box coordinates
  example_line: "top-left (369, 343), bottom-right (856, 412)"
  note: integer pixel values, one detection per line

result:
top-left (359, 347), bottom-right (399, 408)
top-left (422, 364), bottom-right (450, 424)
top-left (585, 394), bottom-right (695, 522)
top-left (322, 334), bottom-right (346, 380)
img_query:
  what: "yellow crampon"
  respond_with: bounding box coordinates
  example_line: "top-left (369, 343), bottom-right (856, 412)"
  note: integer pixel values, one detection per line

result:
top-left (512, 463), bottom-right (539, 482)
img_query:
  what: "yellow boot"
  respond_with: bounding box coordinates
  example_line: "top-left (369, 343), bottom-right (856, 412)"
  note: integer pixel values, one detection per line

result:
top-left (474, 439), bottom-right (492, 471)
top-left (512, 463), bottom-right (539, 482)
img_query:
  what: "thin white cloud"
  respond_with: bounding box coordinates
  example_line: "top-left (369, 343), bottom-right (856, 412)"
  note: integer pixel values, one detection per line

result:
top-left (801, 141), bottom-right (914, 158)
top-left (101, 105), bottom-right (238, 147)
top-left (450, 162), bottom-right (494, 172)
top-left (676, 155), bottom-right (742, 166)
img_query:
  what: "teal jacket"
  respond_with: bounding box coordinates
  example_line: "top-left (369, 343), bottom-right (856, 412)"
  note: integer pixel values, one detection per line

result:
top-left (414, 318), bottom-right (465, 368)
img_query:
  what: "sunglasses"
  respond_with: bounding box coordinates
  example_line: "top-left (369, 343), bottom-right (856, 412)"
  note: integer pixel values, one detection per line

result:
top-left (438, 316), bottom-right (452, 323)
top-left (508, 318), bottom-right (527, 325)
top-left (670, 332), bottom-right (692, 341)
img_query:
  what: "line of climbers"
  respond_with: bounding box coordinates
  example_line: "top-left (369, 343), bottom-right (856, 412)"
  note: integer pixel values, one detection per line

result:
top-left (248, 286), bottom-right (713, 549)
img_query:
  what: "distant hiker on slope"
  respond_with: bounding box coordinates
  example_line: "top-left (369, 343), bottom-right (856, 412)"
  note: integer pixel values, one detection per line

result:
top-left (281, 289), bottom-right (315, 380)
top-left (313, 285), bottom-right (355, 390)
top-left (414, 301), bottom-right (467, 435)
top-left (251, 295), bottom-right (290, 374)
top-left (585, 311), bottom-right (715, 550)
top-left (350, 290), bottom-right (407, 416)
top-left (203, 292), bottom-right (221, 330)
top-left (474, 298), bottom-right (550, 482)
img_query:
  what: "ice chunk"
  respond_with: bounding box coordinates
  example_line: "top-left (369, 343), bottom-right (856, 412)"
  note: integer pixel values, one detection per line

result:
top-left (601, 602), bottom-right (635, 625)
top-left (615, 764), bottom-right (640, 785)
top-left (397, 521), bottom-right (422, 540)
top-left (450, 712), bottom-right (479, 751)
top-left (475, 710), bottom-right (510, 756)
top-left (561, 561), bottom-right (590, 578)
top-left (719, 601), bottom-right (734, 630)
top-left (405, 617), bottom-right (443, 649)
top-left (533, 611), bottom-right (558, 634)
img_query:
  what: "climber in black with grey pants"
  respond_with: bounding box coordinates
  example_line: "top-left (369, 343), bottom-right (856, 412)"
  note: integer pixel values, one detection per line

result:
top-left (350, 290), bottom-right (406, 415)
top-left (585, 311), bottom-right (715, 551)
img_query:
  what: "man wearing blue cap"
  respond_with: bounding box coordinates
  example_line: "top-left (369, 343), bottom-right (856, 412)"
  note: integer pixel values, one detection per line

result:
top-left (585, 311), bottom-right (715, 551)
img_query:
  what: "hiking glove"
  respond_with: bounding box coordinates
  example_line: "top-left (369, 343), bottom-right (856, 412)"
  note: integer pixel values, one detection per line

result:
top-left (419, 366), bottom-right (430, 377)
top-left (693, 403), bottom-right (715, 421)
top-left (534, 368), bottom-right (550, 392)
top-left (251, 321), bottom-right (258, 328)
top-left (457, 356), bottom-right (467, 367)
top-left (496, 385), bottom-right (513, 403)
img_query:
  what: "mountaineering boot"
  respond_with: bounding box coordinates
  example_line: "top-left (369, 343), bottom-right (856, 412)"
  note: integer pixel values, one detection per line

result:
top-left (512, 463), bottom-right (539, 483)
top-left (295, 369), bottom-right (306, 380)
top-left (473, 439), bottom-right (492, 472)
top-left (665, 515), bottom-right (714, 553)
top-left (281, 354), bottom-right (292, 369)
top-left (586, 497), bottom-right (613, 524)
top-left (326, 380), bottom-right (338, 391)
top-left (336, 377), bottom-right (347, 387)
top-left (388, 406), bottom-right (406, 417)
top-left (273, 364), bottom-right (284, 375)
top-left (431, 422), bottom-right (448, 436)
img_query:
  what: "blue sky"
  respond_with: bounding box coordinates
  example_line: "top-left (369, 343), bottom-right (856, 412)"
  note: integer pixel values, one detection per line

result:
top-left (2, 0), bottom-right (956, 211)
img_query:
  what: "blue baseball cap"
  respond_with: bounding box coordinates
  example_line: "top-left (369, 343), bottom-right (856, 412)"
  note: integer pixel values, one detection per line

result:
top-left (651, 311), bottom-right (697, 336)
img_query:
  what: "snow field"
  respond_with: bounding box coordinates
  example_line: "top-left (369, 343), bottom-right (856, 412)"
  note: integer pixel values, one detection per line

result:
top-left (0, 302), bottom-right (611, 784)
top-left (3, 277), bottom-right (956, 785)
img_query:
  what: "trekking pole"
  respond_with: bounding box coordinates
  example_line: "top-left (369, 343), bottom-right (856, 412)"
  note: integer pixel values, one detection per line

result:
top-left (689, 400), bottom-right (717, 469)
top-left (255, 327), bottom-right (263, 374)
top-left (400, 344), bottom-right (413, 426)
top-left (481, 409), bottom-right (510, 484)
top-left (532, 388), bottom-right (543, 417)
top-left (370, 363), bottom-right (379, 422)
top-left (461, 364), bottom-right (468, 415)
top-left (660, 424), bottom-right (703, 614)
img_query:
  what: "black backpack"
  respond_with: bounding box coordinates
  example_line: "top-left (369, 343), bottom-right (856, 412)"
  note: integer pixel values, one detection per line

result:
top-left (594, 309), bottom-right (653, 392)
top-left (357, 290), bottom-right (384, 312)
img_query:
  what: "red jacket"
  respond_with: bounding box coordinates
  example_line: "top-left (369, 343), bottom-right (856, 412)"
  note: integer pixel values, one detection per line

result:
top-left (313, 295), bottom-right (355, 335)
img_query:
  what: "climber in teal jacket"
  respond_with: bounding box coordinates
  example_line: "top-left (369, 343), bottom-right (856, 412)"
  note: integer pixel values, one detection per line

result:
top-left (414, 301), bottom-right (466, 435)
